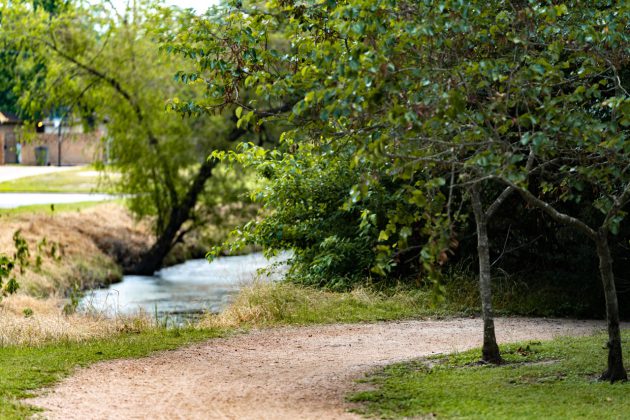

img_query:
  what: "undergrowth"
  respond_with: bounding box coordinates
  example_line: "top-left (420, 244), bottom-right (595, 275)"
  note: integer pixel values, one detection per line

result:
top-left (200, 281), bottom-right (468, 328)
top-left (201, 263), bottom-right (610, 330)
top-left (442, 267), bottom-right (608, 319)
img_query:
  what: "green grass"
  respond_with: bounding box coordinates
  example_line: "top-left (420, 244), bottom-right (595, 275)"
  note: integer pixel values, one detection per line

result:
top-left (0, 199), bottom-right (123, 216)
top-left (207, 275), bottom-right (611, 330)
top-left (0, 167), bottom-right (110, 193)
top-left (0, 327), bottom-right (228, 419)
top-left (203, 282), bottom-right (469, 328)
top-left (349, 332), bottom-right (630, 419)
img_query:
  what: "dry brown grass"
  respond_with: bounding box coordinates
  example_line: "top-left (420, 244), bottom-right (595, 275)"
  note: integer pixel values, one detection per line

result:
top-left (0, 203), bottom-right (151, 297)
top-left (0, 203), bottom-right (154, 345)
top-left (200, 281), bottom-right (444, 329)
top-left (0, 294), bottom-right (152, 346)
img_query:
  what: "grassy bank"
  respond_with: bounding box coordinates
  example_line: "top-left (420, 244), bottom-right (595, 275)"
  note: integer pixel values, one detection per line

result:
top-left (0, 202), bottom-right (152, 353)
top-left (200, 264), bottom-right (609, 332)
top-left (0, 327), bottom-right (227, 419)
top-left (201, 273), bottom-right (582, 330)
top-left (0, 294), bottom-right (152, 346)
top-left (200, 281), bottom-right (469, 329)
top-left (0, 199), bottom-right (122, 216)
top-left (349, 332), bottom-right (630, 419)
top-left (0, 202), bottom-right (150, 297)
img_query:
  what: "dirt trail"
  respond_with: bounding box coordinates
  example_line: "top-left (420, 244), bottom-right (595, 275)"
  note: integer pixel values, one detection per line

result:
top-left (30, 317), bottom-right (608, 419)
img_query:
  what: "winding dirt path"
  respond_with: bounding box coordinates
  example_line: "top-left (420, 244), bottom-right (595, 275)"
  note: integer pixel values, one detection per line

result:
top-left (30, 317), bottom-right (610, 419)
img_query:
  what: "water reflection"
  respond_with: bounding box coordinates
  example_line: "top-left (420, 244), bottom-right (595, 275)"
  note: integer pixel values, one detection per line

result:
top-left (80, 253), bottom-right (285, 320)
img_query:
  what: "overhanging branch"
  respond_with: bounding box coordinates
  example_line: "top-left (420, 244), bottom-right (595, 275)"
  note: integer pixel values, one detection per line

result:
top-left (495, 177), bottom-right (597, 240)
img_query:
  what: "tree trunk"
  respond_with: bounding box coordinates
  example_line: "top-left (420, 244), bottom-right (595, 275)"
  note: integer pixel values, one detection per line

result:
top-left (470, 185), bottom-right (503, 364)
top-left (595, 230), bottom-right (628, 382)
top-left (503, 178), bottom-right (626, 380)
top-left (128, 158), bottom-right (218, 275)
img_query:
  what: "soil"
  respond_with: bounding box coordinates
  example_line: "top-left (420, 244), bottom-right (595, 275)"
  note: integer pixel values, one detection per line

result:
top-left (0, 203), bottom-right (150, 294)
top-left (29, 317), bottom-right (607, 419)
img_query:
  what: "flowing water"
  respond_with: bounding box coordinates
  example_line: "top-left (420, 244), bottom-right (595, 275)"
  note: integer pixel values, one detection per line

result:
top-left (80, 252), bottom-right (285, 321)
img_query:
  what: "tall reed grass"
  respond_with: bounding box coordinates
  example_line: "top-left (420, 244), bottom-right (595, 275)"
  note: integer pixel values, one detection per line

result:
top-left (200, 281), bottom-right (464, 328)
top-left (0, 295), bottom-right (152, 347)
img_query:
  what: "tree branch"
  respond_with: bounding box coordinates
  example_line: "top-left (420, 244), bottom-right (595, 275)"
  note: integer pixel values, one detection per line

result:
top-left (485, 148), bottom-right (536, 219)
top-left (603, 182), bottom-right (630, 231)
top-left (496, 177), bottom-right (597, 240)
top-left (42, 37), bottom-right (180, 206)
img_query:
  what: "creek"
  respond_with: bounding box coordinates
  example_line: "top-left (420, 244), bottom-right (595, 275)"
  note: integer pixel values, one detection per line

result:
top-left (79, 252), bottom-right (284, 322)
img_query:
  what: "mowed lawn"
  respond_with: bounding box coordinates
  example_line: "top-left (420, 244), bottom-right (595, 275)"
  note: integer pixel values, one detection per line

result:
top-left (0, 167), bottom-right (116, 193)
top-left (350, 332), bottom-right (630, 419)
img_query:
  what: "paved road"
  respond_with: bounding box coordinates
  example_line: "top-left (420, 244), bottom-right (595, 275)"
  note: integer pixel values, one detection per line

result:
top-left (0, 165), bottom-right (116, 208)
top-left (0, 165), bottom-right (81, 183)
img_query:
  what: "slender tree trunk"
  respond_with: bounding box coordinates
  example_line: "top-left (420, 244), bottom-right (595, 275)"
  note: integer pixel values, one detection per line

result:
top-left (504, 179), bottom-right (627, 380)
top-left (595, 229), bottom-right (628, 382)
top-left (470, 185), bottom-right (502, 364)
top-left (129, 158), bottom-right (217, 275)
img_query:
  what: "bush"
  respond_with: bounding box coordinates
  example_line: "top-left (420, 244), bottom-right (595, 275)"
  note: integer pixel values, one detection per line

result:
top-left (216, 144), bottom-right (630, 318)
top-left (216, 144), bottom-right (426, 290)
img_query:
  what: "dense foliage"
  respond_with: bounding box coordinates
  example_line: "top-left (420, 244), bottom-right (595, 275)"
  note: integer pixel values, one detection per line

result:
top-left (215, 143), bottom-right (433, 289)
top-left (172, 0), bottom-right (628, 283)
top-left (1, 0), bottom-right (261, 272)
top-left (170, 0), bottom-right (629, 377)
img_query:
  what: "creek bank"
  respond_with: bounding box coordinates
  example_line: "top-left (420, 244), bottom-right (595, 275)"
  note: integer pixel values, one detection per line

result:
top-left (0, 203), bottom-right (207, 347)
top-left (0, 203), bottom-right (151, 298)
top-left (0, 202), bottom-right (250, 317)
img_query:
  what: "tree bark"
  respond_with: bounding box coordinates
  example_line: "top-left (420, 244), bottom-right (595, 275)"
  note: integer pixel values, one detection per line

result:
top-left (128, 121), bottom-right (248, 275)
top-left (128, 158), bottom-right (218, 275)
top-left (595, 229), bottom-right (628, 382)
top-left (504, 177), bottom-right (627, 381)
top-left (470, 185), bottom-right (503, 364)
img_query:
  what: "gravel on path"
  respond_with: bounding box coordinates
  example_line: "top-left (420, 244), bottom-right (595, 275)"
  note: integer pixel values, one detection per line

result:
top-left (29, 317), bottom-right (610, 419)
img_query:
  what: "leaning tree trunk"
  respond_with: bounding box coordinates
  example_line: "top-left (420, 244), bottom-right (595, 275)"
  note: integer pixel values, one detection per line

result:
top-left (595, 229), bottom-right (628, 382)
top-left (128, 123), bottom-right (247, 275)
top-left (470, 185), bottom-right (503, 364)
top-left (129, 158), bottom-right (217, 275)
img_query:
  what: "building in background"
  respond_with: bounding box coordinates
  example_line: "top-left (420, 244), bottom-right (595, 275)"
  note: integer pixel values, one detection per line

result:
top-left (0, 111), bottom-right (21, 164)
top-left (0, 111), bottom-right (106, 166)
